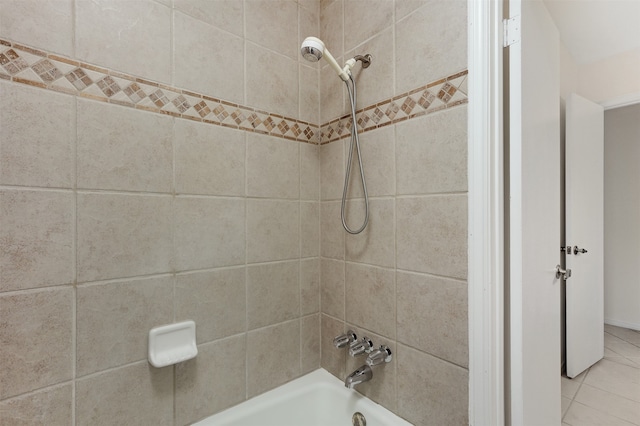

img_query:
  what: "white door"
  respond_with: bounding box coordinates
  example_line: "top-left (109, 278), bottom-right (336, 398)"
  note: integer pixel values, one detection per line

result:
top-left (508, 0), bottom-right (562, 424)
top-left (565, 93), bottom-right (604, 378)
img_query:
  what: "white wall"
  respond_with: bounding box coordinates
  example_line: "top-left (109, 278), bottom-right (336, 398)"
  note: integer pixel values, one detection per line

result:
top-left (578, 48), bottom-right (640, 108)
top-left (603, 104), bottom-right (640, 330)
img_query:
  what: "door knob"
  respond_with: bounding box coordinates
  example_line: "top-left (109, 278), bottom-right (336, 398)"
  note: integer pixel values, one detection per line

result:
top-left (556, 265), bottom-right (571, 280)
top-left (573, 246), bottom-right (588, 255)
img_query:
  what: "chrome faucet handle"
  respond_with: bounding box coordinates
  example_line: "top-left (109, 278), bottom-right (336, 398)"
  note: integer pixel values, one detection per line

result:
top-left (333, 330), bottom-right (357, 349)
top-left (349, 337), bottom-right (373, 357)
top-left (366, 345), bottom-right (392, 366)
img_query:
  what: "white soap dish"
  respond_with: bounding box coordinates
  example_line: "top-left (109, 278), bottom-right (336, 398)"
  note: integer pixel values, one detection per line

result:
top-left (148, 321), bottom-right (197, 368)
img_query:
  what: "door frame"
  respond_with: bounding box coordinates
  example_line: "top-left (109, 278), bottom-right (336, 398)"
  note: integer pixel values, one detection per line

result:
top-left (467, 0), bottom-right (506, 424)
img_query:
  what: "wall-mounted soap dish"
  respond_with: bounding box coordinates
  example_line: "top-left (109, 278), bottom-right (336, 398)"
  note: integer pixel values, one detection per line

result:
top-left (148, 320), bottom-right (197, 368)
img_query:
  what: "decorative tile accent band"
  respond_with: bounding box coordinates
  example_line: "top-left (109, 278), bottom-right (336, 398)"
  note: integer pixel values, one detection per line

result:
top-left (0, 38), bottom-right (467, 145)
top-left (0, 38), bottom-right (319, 143)
top-left (320, 70), bottom-right (468, 144)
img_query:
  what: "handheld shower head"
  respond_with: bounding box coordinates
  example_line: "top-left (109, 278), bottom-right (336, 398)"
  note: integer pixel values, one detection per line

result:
top-left (300, 36), bottom-right (324, 62)
top-left (300, 36), bottom-right (350, 81)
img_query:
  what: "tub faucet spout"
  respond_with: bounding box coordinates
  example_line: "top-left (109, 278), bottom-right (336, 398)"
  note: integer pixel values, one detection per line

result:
top-left (345, 364), bottom-right (373, 389)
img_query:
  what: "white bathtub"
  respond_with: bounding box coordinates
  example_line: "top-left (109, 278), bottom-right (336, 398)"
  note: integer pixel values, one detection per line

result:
top-left (193, 368), bottom-right (413, 426)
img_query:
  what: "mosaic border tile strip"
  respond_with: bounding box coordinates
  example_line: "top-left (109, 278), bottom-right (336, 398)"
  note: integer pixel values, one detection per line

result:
top-left (319, 70), bottom-right (468, 144)
top-left (0, 39), bottom-right (320, 144)
top-left (0, 38), bottom-right (468, 145)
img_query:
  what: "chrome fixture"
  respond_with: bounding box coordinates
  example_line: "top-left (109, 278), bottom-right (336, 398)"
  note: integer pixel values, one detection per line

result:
top-left (343, 344), bottom-right (393, 389)
top-left (300, 36), bottom-right (373, 234)
top-left (349, 336), bottom-right (373, 357)
top-left (561, 245), bottom-right (589, 255)
top-left (334, 330), bottom-right (357, 349)
top-left (366, 345), bottom-right (393, 367)
top-left (345, 364), bottom-right (373, 389)
top-left (555, 264), bottom-right (572, 281)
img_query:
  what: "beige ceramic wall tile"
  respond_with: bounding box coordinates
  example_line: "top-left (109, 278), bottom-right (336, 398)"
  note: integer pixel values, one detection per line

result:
top-left (344, 123), bottom-right (395, 199)
top-left (345, 263), bottom-right (395, 339)
top-left (320, 140), bottom-right (344, 201)
top-left (344, 327), bottom-right (397, 411)
top-left (301, 314), bottom-right (321, 373)
top-left (301, 258), bottom-right (320, 315)
top-left (173, 0), bottom-right (244, 36)
top-left (174, 119), bottom-right (245, 196)
top-left (0, 287), bottom-right (73, 399)
top-left (247, 260), bottom-right (300, 329)
top-left (246, 42), bottom-right (299, 119)
top-left (76, 276), bottom-right (174, 376)
top-left (320, 258), bottom-right (344, 319)
top-left (397, 344), bottom-right (468, 426)
top-left (246, 199), bottom-right (300, 263)
top-left (343, 0), bottom-right (393, 52)
top-left (174, 196), bottom-right (245, 271)
top-left (0, 190), bottom-right (74, 292)
top-left (299, 0), bottom-right (319, 13)
top-left (77, 100), bottom-right (173, 193)
top-left (320, 61), bottom-right (345, 123)
top-left (77, 193), bottom-right (172, 282)
top-left (344, 198), bottom-right (395, 267)
top-left (320, 314), bottom-right (345, 378)
top-left (76, 0), bottom-right (171, 83)
top-left (174, 11), bottom-right (244, 104)
top-left (246, 133), bottom-right (300, 199)
top-left (396, 195), bottom-right (467, 279)
top-left (320, 201), bottom-right (344, 259)
top-left (395, 0), bottom-right (467, 94)
top-left (0, 0), bottom-right (73, 56)
top-left (320, 0), bottom-right (343, 58)
top-left (397, 271), bottom-right (468, 367)
top-left (176, 268), bottom-right (246, 344)
top-left (301, 202), bottom-right (320, 257)
top-left (175, 336), bottom-right (246, 425)
top-left (246, 0), bottom-right (298, 60)
top-left (0, 82), bottom-right (75, 188)
top-left (247, 320), bottom-right (301, 397)
top-left (396, 107), bottom-right (468, 195)
top-left (395, 0), bottom-right (429, 22)
top-left (75, 361), bottom-right (173, 426)
top-left (0, 383), bottom-right (72, 425)
top-left (300, 142), bottom-right (320, 200)
top-left (299, 64), bottom-right (320, 124)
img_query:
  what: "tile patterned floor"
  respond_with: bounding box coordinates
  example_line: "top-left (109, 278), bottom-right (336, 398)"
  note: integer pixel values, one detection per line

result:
top-left (562, 325), bottom-right (640, 426)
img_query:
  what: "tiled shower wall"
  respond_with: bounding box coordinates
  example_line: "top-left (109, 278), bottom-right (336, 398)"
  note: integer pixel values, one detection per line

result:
top-left (0, 0), bottom-right (469, 425)
top-left (318, 1), bottom-right (469, 425)
top-left (0, 1), bottom-right (321, 425)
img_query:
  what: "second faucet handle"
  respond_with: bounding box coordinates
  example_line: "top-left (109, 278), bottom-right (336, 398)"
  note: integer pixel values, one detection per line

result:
top-left (333, 330), bottom-right (357, 349)
top-left (349, 337), bottom-right (373, 357)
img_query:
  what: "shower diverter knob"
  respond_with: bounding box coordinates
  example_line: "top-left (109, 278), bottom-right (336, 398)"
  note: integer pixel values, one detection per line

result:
top-left (349, 337), bottom-right (373, 357)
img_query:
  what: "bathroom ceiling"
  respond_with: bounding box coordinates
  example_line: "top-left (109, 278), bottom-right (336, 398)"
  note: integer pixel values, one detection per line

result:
top-left (543, 0), bottom-right (640, 65)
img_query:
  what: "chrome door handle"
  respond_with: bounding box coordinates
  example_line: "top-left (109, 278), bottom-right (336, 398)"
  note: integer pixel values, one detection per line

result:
top-left (556, 265), bottom-right (571, 280)
top-left (573, 246), bottom-right (588, 255)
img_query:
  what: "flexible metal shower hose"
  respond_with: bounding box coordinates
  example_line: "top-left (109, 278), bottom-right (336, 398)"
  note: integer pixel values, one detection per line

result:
top-left (341, 74), bottom-right (369, 234)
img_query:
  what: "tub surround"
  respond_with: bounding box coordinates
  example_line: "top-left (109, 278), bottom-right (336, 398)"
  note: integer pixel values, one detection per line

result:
top-left (0, 1), bottom-right (468, 425)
